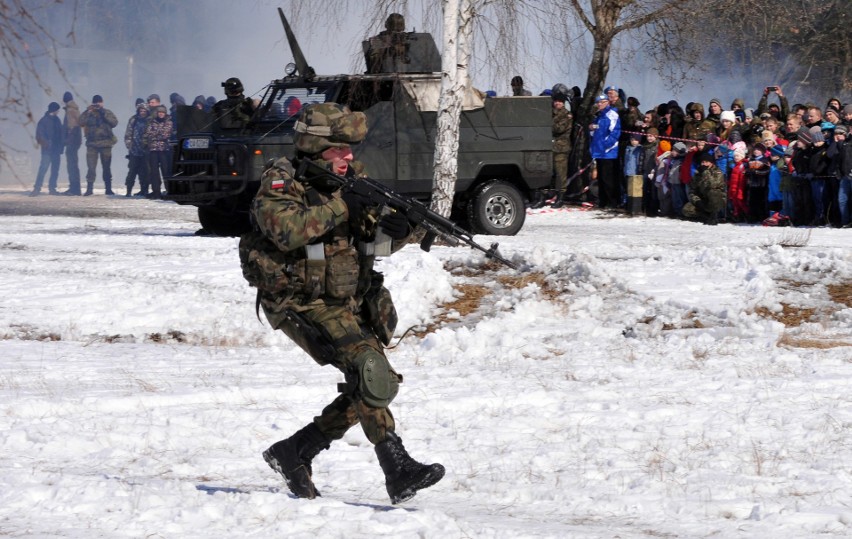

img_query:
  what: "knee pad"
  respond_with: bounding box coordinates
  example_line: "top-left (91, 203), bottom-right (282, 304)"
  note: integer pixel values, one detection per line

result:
top-left (351, 349), bottom-right (400, 408)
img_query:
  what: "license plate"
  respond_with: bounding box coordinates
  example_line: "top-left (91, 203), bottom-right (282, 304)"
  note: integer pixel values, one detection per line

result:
top-left (183, 138), bottom-right (210, 150)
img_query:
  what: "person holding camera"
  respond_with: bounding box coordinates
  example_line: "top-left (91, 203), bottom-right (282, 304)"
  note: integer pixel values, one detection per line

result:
top-left (756, 86), bottom-right (789, 121)
top-left (78, 95), bottom-right (118, 196)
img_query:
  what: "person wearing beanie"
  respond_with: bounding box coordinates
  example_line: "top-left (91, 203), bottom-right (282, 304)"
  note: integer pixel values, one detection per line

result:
top-left (807, 124), bottom-right (830, 226)
top-left (60, 91), bottom-right (82, 195)
top-left (831, 123), bottom-right (852, 227)
top-left (641, 127), bottom-right (661, 216)
top-left (78, 94), bottom-right (119, 195)
top-left (124, 103), bottom-right (150, 197)
top-left (682, 148), bottom-right (725, 225)
top-left (590, 92), bottom-right (622, 209)
top-left (706, 98), bottom-right (723, 127)
top-left (143, 104), bottom-right (173, 199)
top-left (30, 102), bottom-right (65, 196)
top-left (667, 141), bottom-right (689, 216)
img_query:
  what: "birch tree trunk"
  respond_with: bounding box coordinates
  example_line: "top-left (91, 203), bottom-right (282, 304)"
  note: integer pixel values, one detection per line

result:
top-left (430, 0), bottom-right (474, 218)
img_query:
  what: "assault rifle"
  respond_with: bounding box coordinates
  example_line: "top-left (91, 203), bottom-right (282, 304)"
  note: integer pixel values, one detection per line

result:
top-left (296, 158), bottom-right (521, 271)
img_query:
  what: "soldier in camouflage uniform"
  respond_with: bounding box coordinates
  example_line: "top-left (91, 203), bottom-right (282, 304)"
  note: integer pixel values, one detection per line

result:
top-left (240, 102), bottom-right (444, 504)
top-left (212, 77), bottom-right (255, 131)
top-left (78, 95), bottom-right (118, 196)
top-left (682, 151), bottom-right (726, 225)
top-left (530, 85), bottom-right (573, 209)
top-left (550, 90), bottom-right (574, 208)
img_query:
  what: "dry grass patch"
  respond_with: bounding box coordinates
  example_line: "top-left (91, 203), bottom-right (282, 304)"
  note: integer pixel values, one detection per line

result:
top-left (778, 334), bottom-right (851, 350)
top-left (828, 281), bottom-right (852, 308)
top-left (497, 271), bottom-right (563, 300)
top-left (755, 304), bottom-right (816, 327)
top-left (415, 283), bottom-right (491, 336)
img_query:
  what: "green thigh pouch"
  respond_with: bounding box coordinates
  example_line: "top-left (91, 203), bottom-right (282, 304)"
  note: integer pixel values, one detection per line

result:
top-left (351, 348), bottom-right (401, 408)
top-left (362, 272), bottom-right (398, 345)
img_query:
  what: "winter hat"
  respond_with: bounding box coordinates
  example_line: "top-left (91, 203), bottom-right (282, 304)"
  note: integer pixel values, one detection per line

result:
top-left (136, 104), bottom-right (149, 115)
top-left (843, 104), bottom-right (852, 116)
top-left (630, 132), bottom-right (644, 142)
top-left (820, 121), bottom-right (835, 132)
top-left (731, 98), bottom-right (745, 109)
top-left (92, 94), bottom-right (103, 104)
top-left (834, 124), bottom-right (848, 135)
top-left (672, 142), bottom-right (688, 154)
top-left (147, 93), bottom-right (160, 102)
top-left (709, 98), bottom-right (722, 109)
top-left (796, 127), bottom-right (813, 145)
top-left (47, 102), bottom-right (60, 113)
top-left (761, 130), bottom-right (776, 143)
top-left (720, 110), bottom-right (736, 123)
top-left (63, 91), bottom-right (73, 103)
top-left (657, 103), bottom-right (670, 116)
top-left (135, 97), bottom-right (144, 106)
top-left (595, 94), bottom-right (608, 103)
top-left (770, 144), bottom-right (786, 158)
top-left (604, 85), bottom-right (619, 93)
top-left (809, 126), bottom-right (825, 144)
top-left (645, 127), bottom-right (659, 137)
top-left (155, 105), bottom-right (168, 114)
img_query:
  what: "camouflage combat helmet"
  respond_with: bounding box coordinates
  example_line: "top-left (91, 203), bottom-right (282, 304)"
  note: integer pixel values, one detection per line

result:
top-left (293, 103), bottom-right (367, 154)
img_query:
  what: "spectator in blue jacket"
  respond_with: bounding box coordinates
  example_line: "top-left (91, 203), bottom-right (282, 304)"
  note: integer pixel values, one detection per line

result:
top-left (590, 93), bottom-right (622, 208)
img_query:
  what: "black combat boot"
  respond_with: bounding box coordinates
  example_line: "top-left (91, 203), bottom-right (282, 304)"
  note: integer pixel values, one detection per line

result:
top-left (550, 191), bottom-right (566, 209)
top-left (528, 190), bottom-right (549, 210)
top-left (104, 180), bottom-right (114, 196)
top-left (262, 423), bottom-right (330, 499)
top-left (125, 185), bottom-right (133, 197)
top-left (83, 182), bottom-right (94, 196)
top-left (374, 431), bottom-right (445, 504)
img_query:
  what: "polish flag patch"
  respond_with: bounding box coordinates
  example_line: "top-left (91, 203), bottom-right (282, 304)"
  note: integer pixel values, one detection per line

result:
top-left (270, 179), bottom-right (286, 190)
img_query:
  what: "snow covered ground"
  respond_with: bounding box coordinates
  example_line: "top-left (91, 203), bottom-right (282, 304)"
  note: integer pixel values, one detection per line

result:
top-left (0, 194), bottom-right (850, 538)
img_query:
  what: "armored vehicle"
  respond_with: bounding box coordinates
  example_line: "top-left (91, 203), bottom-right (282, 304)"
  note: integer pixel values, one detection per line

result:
top-left (165, 10), bottom-right (553, 237)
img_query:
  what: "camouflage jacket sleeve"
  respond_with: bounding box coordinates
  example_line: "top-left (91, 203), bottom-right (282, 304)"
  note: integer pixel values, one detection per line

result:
top-left (124, 117), bottom-right (135, 149)
top-left (252, 157), bottom-right (348, 253)
top-left (103, 109), bottom-right (119, 128)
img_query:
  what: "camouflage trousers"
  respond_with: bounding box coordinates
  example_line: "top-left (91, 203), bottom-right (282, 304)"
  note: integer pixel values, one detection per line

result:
top-left (553, 152), bottom-right (569, 191)
top-left (85, 146), bottom-right (112, 185)
top-left (682, 193), bottom-right (725, 223)
top-left (263, 299), bottom-right (397, 445)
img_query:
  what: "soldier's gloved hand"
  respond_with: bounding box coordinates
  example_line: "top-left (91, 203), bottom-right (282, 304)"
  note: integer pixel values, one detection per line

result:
top-left (378, 210), bottom-right (410, 240)
top-left (341, 189), bottom-right (372, 222)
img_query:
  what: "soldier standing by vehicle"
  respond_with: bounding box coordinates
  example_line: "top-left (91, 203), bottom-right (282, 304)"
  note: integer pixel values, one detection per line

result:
top-left (61, 91), bottom-right (82, 195)
top-left (212, 77), bottom-right (255, 131)
top-left (79, 95), bottom-right (118, 196)
top-left (240, 102), bottom-right (444, 505)
top-left (124, 103), bottom-right (150, 197)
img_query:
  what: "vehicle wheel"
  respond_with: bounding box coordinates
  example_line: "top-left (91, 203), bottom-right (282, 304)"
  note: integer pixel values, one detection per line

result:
top-left (197, 205), bottom-right (251, 237)
top-left (467, 180), bottom-right (525, 236)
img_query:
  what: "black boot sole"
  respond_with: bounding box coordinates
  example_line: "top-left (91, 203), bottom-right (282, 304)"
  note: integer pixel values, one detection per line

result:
top-left (388, 463), bottom-right (445, 504)
top-left (262, 447), bottom-right (320, 499)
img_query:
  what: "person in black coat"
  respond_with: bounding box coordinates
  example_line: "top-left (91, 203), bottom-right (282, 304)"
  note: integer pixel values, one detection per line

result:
top-left (31, 102), bottom-right (64, 196)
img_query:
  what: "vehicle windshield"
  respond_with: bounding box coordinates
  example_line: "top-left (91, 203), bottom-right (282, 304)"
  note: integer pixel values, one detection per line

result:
top-left (258, 83), bottom-right (334, 126)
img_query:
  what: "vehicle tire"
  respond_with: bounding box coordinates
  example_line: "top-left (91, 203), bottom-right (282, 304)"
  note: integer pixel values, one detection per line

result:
top-left (466, 180), bottom-right (525, 236)
top-left (197, 205), bottom-right (251, 237)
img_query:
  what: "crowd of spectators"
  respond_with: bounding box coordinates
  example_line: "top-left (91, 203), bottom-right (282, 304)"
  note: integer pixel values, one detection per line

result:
top-left (528, 82), bottom-right (852, 228)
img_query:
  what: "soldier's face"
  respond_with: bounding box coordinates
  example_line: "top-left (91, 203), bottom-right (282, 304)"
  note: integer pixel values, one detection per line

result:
top-left (321, 146), bottom-right (354, 175)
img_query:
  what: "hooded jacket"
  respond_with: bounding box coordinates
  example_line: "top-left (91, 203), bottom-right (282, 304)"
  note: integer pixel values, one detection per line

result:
top-left (590, 105), bottom-right (621, 160)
